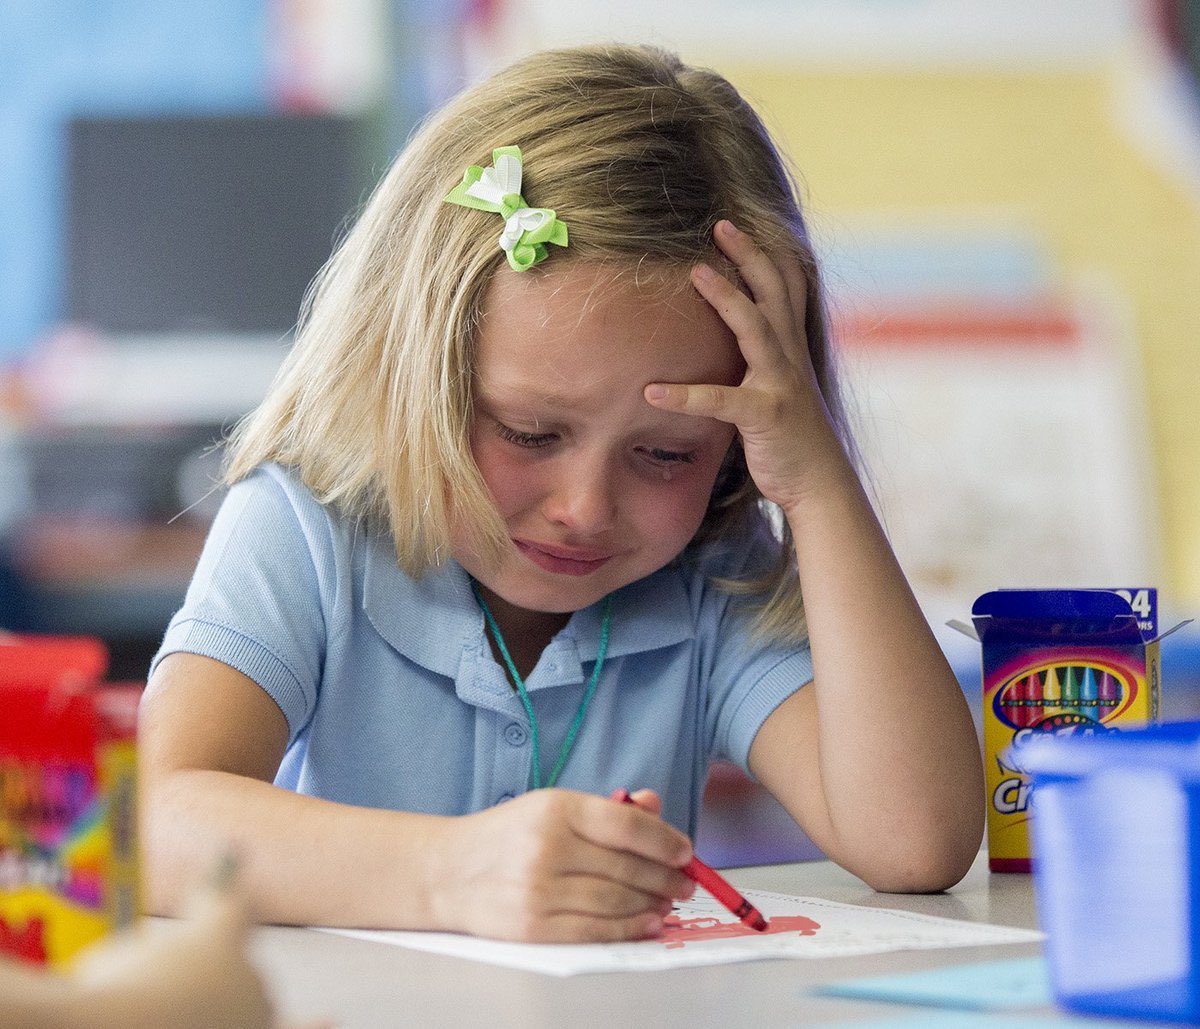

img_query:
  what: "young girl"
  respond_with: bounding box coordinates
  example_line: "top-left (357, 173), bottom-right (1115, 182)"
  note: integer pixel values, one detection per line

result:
top-left (140, 43), bottom-right (983, 943)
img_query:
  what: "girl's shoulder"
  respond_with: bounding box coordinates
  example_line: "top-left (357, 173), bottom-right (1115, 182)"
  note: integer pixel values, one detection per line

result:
top-left (235, 460), bottom-right (315, 503)
top-left (232, 462), bottom-right (344, 521)
top-left (222, 462), bottom-right (363, 553)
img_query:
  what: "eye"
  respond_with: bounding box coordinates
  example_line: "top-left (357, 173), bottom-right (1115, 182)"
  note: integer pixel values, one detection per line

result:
top-left (640, 447), bottom-right (696, 465)
top-left (496, 423), bottom-right (557, 449)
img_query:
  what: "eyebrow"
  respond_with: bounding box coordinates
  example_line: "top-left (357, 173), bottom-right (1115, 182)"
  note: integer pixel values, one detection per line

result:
top-left (477, 393), bottom-right (720, 445)
top-left (476, 384), bottom-right (597, 413)
top-left (491, 390), bottom-right (572, 408)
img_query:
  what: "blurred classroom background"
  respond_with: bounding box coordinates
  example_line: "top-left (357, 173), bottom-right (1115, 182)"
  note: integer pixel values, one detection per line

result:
top-left (4, 0), bottom-right (1200, 866)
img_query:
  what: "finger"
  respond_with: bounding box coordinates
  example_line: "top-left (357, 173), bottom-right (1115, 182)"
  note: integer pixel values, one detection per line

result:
top-left (553, 872), bottom-right (678, 919)
top-left (608, 786), bottom-right (663, 816)
top-left (691, 264), bottom-right (787, 373)
top-left (193, 888), bottom-right (253, 949)
top-left (644, 381), bottom-right (760, 430)
top-left (556, 815), bottom-right (694, 903)
top-left (628, 788), bottom-right (662, 815)
top-left (571, 796), bottom-right (694, 881)
top-left (568, 840), bottom-right (695, 902)
top-left (712, 220), bottom-right (796, 338)
top-left (559, 820), bottom-right (700, 897)
top-left (520, 909), bottom-right (667, 944)
top-left (776, 246), bottom-right (811, 333)
top-left (575, 792), bottom-right (692, 865)
top-left (776, 248), bottom-right (816, 378)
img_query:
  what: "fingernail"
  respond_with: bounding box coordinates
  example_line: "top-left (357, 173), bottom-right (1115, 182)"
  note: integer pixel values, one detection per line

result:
top-left (693, 263), bottom-right (717, 283)
top-left (717, 219), bottom-right (739, 237)
top-left (642, 914), bottom-right (664, 936)
top-left (645, 384), bottom-right (668, 401)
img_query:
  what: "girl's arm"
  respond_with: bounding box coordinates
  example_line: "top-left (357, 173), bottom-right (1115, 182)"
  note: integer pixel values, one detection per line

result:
top-left (646, 220), bottom-right (984, 892)
top-left (747, 461), bottom-right (984, 892)
top-left (141, 653), bottom-right (694, 940)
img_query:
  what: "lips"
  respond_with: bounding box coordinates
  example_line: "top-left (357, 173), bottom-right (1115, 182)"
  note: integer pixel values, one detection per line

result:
top-left (514, 539), bottom-right (613, 576)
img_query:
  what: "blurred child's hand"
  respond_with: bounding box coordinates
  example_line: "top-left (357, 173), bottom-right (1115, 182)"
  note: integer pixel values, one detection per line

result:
top-left (68, 864), bottom-right (276, 1028)
top-left (432, 788), bottom-right (695, 943)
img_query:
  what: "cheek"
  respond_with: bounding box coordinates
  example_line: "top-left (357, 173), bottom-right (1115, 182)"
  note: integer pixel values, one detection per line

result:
top-left (652, 442), bottom-right (738, 543)
top-left (470, 435), bottom-right (540, 517)
top-left (631, 473), bottom-right (719, 543)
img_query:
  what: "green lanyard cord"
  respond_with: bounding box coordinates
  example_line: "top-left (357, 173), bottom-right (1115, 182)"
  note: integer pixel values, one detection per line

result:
top-left (470, 581), bottom-right (614, 790)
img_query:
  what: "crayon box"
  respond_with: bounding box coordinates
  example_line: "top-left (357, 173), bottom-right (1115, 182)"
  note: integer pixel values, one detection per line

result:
top-left (953, 588), bottom-right (1187, 873)
top-left (0, 635), bottom-right (140, 965)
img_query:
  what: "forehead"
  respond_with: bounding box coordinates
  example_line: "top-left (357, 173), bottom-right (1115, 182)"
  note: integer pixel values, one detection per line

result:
top-left (474, 262), bottom-right (742, 400)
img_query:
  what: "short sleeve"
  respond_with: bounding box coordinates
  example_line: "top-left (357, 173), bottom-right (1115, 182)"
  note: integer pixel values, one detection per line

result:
top-left (149, 465), bottom-right (331, 739)
top-left (695, 531), bottom-right (814, 774)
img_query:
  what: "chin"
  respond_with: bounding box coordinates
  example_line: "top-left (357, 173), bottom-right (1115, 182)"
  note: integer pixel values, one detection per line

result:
top-left (489, 559), bottom-right (630, 611)
top-left (508, 578), bottom-right (612, 613)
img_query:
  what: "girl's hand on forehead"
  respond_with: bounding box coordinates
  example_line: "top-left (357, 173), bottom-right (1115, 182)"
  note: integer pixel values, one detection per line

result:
top-left (644, 220), bottom-right (844, 516)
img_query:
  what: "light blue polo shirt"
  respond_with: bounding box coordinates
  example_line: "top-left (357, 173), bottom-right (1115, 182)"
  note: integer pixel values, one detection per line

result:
top-left (150, 463), bottom-right (813, 837)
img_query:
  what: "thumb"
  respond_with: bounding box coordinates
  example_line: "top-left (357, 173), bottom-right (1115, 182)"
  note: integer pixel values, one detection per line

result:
top-left (609, 787), bottom-right (665, 816)
top-left (628, 788), bottom-right (664, 816)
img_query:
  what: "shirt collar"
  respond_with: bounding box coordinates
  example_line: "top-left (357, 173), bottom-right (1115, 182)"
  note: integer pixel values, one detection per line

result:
top-left (562, 565), bottom-right (694, 662)
top-left (362, 533), bottom-right (695, 675)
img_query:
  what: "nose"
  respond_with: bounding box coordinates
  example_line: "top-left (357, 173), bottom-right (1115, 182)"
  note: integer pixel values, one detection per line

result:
top-left (540, 457), bottom-right (618, 535)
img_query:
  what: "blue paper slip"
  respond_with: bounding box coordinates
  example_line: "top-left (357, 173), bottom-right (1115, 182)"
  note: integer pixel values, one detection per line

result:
top-left (832, 1015), bottom-right (1099, 1029)
top-left (817, 957), bottom-right (1052, 1011)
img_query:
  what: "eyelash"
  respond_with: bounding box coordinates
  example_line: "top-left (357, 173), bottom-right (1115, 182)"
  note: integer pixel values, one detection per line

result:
top-left (495, 424), bottom-right (556, 449)
top-left (643, 448), bottom-right (696, 465)
top-left (494, 424), bottom-right (696, 465)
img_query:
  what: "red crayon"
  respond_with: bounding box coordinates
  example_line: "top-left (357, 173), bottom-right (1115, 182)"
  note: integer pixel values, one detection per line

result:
top-left (1006, 673), bottom-right (1035, 728)
top-left (610, 788), bottom-right (769, 931)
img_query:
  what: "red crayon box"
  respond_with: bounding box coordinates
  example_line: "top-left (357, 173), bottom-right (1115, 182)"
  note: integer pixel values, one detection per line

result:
top-left (0, 635), bottom-right (140, 966)
top-left (952, 589), bottom-right (1188, 873)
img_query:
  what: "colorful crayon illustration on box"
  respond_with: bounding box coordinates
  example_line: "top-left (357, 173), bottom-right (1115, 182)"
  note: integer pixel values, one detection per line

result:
top-left (954, 589), bottom-right (1188, 873)
top-left (0, 636), bottom-right (140, 966)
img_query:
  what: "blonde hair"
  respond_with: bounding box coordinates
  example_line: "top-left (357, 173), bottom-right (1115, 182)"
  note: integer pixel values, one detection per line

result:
top-left (226, 43), bottom-right (855, 643)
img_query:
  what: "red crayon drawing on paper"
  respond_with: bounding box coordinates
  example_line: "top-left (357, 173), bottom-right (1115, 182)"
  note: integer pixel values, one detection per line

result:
top-left (659, 913), bottom-right (821, 949)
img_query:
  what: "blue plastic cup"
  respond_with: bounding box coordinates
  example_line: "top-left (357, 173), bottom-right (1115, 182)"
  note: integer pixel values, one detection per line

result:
top-left (1022, 720), bottom-right (1200, 1023)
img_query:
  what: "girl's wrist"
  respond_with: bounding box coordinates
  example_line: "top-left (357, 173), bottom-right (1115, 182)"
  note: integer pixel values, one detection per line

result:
top-left (418, 811), bottom-right (469, 933)
top-left (771, 435), bottom-right (862, 524)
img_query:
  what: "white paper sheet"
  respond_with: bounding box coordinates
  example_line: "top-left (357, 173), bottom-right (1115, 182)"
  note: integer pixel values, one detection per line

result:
top-left (318, 889), bottom-right (1044, 976)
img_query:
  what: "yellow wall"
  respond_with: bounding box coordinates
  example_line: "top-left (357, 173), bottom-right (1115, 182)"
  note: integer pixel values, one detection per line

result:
top-left (724, 62), bottom-right (1200, 604)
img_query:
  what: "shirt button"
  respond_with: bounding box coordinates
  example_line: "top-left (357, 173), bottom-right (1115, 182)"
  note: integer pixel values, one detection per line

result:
top-left (504, 722), bottom-right (528, 747)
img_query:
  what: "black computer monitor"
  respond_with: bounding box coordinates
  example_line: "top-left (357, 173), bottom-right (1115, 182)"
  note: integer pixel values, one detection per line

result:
top-left (66, 113), bottom-right (365, 336)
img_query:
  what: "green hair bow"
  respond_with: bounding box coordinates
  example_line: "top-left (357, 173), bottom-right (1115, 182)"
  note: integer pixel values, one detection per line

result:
top-left (443, 146), bottom-right (569, 272)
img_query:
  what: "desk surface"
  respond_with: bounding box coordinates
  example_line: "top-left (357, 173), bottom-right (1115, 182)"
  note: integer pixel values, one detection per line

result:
top-left (248, 852), bottom-right (1059, 1028)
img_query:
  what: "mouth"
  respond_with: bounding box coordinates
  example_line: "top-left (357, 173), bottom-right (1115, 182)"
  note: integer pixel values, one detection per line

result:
top-left (514, 539), bottom-right (614, 577)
